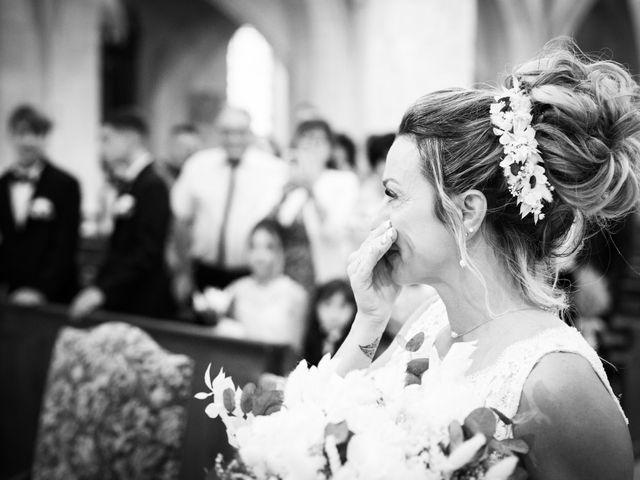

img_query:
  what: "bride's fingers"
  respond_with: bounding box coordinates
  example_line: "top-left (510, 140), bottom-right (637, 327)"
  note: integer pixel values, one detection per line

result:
top-left (348, 220), bottom-right (391, 266)
top-left (370, 219), bottom-right (391, 233)
top-left (351, 227), bottom-right (397, 279)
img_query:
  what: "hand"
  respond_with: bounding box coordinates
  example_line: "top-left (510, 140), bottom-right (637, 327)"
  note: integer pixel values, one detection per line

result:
top-left (347, 219), bottom-right (401, 322)
top-left (10, 288), bottom-right (46, 306)
top-left (288, 146), bottom-right (325, 190)
top-left (70, 287), bottom-right (105, 320)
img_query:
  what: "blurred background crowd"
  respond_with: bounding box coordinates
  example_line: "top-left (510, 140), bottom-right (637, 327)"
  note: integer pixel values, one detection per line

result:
top-left (1, 0), bottom-right (640, 478)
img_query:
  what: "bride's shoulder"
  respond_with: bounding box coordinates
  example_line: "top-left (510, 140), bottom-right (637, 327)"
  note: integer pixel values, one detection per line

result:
top-left (514, 351), bottom-right (633, 480)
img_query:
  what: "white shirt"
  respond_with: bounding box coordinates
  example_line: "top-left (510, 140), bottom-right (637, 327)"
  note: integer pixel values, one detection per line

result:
top-left (171, 146), bottom-right (288, 268)
top-left (226, 275), bottom-right (308, 350)
top-left (9, 163), bottom-right (44, 228)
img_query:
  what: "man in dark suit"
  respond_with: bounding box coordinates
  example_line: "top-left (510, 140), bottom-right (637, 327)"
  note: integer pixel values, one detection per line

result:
top-left (70, 111), bottom-right (176, 319)
top-left (0, 105), bottom-right (80, 305)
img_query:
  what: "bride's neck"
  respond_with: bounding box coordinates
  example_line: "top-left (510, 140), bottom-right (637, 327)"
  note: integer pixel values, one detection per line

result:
top-left (434, 249), bottom-right (529, 340)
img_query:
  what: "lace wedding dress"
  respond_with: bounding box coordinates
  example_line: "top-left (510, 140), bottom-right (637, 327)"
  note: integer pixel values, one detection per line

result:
top-left (375, 298), bottom-right (626, 440)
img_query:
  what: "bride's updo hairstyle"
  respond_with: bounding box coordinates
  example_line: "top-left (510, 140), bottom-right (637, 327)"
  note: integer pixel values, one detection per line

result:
top-left (398, 40), bottom-right (640, 312)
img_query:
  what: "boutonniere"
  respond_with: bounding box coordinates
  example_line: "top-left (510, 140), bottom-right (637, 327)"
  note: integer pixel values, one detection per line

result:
top-left (29, 197), bottom-right (55, 220)
top-left (114, 194), bottom-right (136, 217)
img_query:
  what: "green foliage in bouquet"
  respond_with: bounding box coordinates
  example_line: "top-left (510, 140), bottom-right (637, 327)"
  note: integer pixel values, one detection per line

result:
top-left (446, 408), bottom-right (529, 479)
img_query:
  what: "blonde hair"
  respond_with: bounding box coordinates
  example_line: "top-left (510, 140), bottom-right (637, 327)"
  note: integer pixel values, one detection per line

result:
top-left (398, 40), bottom-right (640, 313)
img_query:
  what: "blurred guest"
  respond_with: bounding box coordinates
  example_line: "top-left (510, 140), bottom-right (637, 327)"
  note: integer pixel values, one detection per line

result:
top-left (349, 133), bottom-right (396, 243)
top-left (292, 101), bottom-right (321, 126)
top-left (364, 132), bottom-right (395, 199)
top-left (572, 219), bottom-right (635, 342)
top-left (158, 123), bottom-right (202, 187)
top-left (158, 124), bottom-right (202, 312)
top-left (197, 219), bottom-right (308, 350)
top-left (275, 119), bottom-right (360, 289)
top-left (331, 133), bottom-right (357, 173)
top-left (304, 279), bottom-right (356, 366)
top-left (0, 105), bottom-right (80, 305)
top-left (569, 219), bottom-right (636, 395)
top-left (254, 136), bottom-right (283, 158)
top-left (171, 106), bottom-right (288, 295)
top-left (70, 110), bottom-right (175, 319)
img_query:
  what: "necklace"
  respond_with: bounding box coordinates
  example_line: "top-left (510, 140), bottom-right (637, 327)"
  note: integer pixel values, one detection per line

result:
top-left (450, 306), bottom-right (538, 339)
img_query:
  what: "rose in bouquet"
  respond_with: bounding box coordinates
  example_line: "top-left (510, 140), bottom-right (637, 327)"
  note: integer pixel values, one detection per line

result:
top-left (197, 336), bottom-right (529, 480)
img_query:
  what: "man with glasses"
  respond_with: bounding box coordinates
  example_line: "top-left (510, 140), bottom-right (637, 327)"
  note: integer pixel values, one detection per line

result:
top-left (171, 106), bottom-right (288, 306)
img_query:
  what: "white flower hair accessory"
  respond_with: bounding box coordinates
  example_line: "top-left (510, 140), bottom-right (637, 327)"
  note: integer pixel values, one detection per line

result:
top-left (490, 76), bottom-right (554, 223)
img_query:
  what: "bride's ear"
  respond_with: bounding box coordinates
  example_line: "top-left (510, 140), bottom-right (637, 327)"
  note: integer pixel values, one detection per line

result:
top-left (456, 189), bottom-right (487, 237)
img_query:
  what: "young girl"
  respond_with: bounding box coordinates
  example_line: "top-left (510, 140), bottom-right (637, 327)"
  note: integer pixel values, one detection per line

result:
top-left (303, 280), bottom-right (357, 366)
top-left (203, 219), bottom-right (308, 351)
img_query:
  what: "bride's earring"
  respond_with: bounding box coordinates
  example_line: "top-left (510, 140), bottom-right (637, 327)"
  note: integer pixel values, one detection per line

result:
top-left (460, 227), bottom-right (474, 267)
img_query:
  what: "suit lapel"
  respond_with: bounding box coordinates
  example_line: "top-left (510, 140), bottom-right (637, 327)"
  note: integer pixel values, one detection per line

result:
top-left (131, 162), bottom-right (153, 192)
top-left (0, 173), bottom-right (17, 233)
top-left (32, 161), bottom-right (51, 199)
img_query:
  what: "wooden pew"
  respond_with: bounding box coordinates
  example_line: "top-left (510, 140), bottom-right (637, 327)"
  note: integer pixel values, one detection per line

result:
top-left (0, 303), bottom-right (298, 480)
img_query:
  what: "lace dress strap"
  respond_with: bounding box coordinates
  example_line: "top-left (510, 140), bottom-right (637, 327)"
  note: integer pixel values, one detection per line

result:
top-left (373, 298), bottom-right (448, 371)
top-left (477, 324), bottom-right (627, 439)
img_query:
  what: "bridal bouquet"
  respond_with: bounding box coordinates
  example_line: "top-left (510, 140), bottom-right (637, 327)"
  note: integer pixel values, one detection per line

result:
top-left (197, 335), bottom-right (528, 480)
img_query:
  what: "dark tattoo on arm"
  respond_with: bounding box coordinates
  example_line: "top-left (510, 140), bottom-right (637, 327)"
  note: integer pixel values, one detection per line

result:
top-left (359, 336), bottom-right (381, 360)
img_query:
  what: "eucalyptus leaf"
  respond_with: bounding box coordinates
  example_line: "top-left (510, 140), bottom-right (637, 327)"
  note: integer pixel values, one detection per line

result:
top-left (404, 373), bottom-right (421, 386)
top-left (406, 358), bottom-right (430, 377)
top-left (464, 407), bottom-right (497, 438)
top-left (405, 332), bottom-right (425, 352)
top-left (223, 388), bottom-right (236, 414)
top-left (325, 421), bottom-right (351, 444)
top-left (240, 383), bottom-right (256, 414)
top-left (499, 438), bottom-right (530, 455)
top-left (252, 389), bottom-right (284, 416)
top-left (488, 438), bottom-right (510, 456)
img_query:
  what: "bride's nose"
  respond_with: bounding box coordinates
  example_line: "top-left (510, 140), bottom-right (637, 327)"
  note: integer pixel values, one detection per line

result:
top-left (370, 201), bottom-right (391, 231)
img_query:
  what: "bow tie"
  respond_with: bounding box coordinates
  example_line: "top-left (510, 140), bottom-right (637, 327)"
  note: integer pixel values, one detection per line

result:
top-left (9, 171), bottom-right (37, 185)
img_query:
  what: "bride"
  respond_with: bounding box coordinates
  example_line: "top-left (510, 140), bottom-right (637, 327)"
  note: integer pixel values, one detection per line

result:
top-left (334, 41), bottom-right (636, 479)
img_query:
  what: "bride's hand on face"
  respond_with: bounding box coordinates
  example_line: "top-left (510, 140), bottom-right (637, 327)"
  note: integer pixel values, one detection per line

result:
top-left (347, 220), bottom-right (401, 322)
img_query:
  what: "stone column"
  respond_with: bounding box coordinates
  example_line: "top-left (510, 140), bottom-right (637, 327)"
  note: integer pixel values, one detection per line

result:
top-left (45, 0), bottom-right (101, 215)
top-left (0, 0), bottom-right (46, 167)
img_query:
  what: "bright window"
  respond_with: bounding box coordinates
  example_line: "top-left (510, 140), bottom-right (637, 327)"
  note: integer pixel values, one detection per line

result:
top-left (226, 25), bottom-right (274, 138)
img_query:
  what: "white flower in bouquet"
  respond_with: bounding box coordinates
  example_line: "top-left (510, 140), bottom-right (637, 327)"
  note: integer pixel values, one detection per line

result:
top-left (195, 366), bottom-right (242, 426)
top-left (236, 404), bottom-right (327, 480)
top-left (285, 356), bottom-right (380, 424)
top-left (198, 338), bottom-right (528, 480)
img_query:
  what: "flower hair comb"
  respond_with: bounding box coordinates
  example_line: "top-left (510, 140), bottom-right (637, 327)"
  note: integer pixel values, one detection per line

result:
top-left (490, 76), bottom-right (553, 223)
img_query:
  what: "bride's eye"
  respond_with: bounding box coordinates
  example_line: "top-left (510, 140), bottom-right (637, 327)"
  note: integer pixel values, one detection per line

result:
top-left (384, 188), bottom-right (397, 199)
